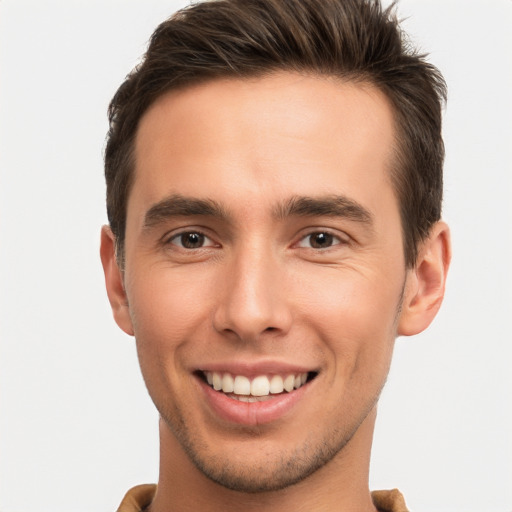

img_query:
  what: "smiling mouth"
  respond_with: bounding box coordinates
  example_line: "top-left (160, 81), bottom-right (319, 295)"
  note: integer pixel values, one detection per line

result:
top-left (199, 371), bottom-right (317, 402)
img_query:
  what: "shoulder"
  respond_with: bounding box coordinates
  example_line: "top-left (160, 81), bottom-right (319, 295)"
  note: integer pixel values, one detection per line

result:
top-left (371, 488), bottom-right (410, 512)
top-left (116, 484), bottom-right (157, 512)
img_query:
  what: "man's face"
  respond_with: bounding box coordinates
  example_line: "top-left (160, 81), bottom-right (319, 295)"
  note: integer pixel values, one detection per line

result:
top-left (118, 73), bottom-right (411, 491)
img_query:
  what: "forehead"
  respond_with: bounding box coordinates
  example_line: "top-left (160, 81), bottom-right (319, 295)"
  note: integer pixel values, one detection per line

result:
top-left (131, 72), bottom-right (397, 220)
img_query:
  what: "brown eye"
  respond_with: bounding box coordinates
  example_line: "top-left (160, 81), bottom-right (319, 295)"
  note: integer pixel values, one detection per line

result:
top-left (298, 231), bottom-right (342, 249)
top-left (309, 232), bottom-right (334, 248)
top-left (181, 232), bottom-right (204, 248)
top-left (170, 231), bottom-right (213, 249)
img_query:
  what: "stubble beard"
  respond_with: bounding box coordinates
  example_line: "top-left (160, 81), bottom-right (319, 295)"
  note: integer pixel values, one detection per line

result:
top-left (149, 277), bottom-right (408, 494)
top-left (158, 384), bottom-right (383, 494)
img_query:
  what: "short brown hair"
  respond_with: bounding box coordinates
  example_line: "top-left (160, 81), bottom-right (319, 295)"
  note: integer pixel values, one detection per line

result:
top-left (104, 0), bottom-right (446, 267)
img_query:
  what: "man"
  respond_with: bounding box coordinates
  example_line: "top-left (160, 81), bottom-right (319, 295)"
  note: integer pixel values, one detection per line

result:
top-left (100, 0), bottom-right (451, 510)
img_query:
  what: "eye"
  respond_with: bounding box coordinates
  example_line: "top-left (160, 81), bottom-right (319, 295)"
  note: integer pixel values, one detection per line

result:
top-left (168, 231), bottom-right (215, 249)
top-left (297, 231), bottom-right (343, 249)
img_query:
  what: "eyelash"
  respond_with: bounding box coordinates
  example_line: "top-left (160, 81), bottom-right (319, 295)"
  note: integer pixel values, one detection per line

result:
top-left (165, 230), bottom-right (217, 249)
top-left (296, 230), bottom-right (348, 250)
top-left (163, 229), bottom-right (348, 252)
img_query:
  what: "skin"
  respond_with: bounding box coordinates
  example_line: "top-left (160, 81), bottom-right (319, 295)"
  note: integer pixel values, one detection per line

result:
top-left (101, 72), bottom-right (451, 512)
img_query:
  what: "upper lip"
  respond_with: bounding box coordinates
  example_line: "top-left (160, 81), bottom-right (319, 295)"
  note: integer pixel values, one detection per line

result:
top-left (195, 360), bottom-right (318, 378)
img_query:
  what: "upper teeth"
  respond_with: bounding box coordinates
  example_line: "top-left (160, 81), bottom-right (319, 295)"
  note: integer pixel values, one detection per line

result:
top-left (205, 372), bottom-right (308, 397)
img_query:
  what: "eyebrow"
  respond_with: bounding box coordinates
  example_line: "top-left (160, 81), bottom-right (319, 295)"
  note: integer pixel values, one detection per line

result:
top-left (143, 194), bottom-right (229, 229)
top-left (273, 195), bottom-right (374, 226)
top-left (143, 193), bottom-right (374, 229)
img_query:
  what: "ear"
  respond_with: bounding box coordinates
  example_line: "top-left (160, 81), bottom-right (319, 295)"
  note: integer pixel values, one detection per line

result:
top-left (397, 221), bottom-right (451, 336)
top-left (100, 225), bottom-right (134, 336)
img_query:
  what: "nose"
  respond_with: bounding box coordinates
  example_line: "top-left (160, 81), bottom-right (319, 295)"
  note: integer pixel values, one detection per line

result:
top-left (212, 246), bottom-right (292, 343)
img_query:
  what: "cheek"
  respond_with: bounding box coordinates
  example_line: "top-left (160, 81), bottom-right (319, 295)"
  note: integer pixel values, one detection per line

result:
top-left (297, 265), bottom-right (402, 328)
top-left (295, 267), bottom-right (402, 367)
top-left (129, 260), bottom-right (213, 324)
top-left (126, 265), bottom-right (217, 371)
top-left (125, 269), bottom-right (216, 420)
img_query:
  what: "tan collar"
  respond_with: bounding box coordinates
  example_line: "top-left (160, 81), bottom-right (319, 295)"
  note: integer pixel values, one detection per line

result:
top-left (116, 484), bottom-right (409, 512)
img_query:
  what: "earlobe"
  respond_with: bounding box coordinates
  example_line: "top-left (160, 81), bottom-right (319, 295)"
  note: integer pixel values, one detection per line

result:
top-left (397, 221), bottom-right (451, 337)
top-left (100, 225), bottom-right (134, 336)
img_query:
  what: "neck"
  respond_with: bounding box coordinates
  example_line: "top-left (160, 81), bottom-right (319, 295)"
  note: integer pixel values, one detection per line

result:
top-left (149, 408), bottom-right (379, 512)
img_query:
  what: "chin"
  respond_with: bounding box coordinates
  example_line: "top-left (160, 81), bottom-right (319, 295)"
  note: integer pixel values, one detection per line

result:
top-left (187, 446), bottom-right (336, 493)
top-left (163, 412), bottom-right (357, 494)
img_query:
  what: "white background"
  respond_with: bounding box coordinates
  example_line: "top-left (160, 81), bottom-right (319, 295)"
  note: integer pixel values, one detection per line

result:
top-left (1, 1), bottom-right (511, 511)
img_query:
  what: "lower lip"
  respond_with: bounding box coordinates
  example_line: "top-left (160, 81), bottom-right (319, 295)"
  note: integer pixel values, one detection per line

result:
top-left (197, 377), bottom-right (311, 426)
